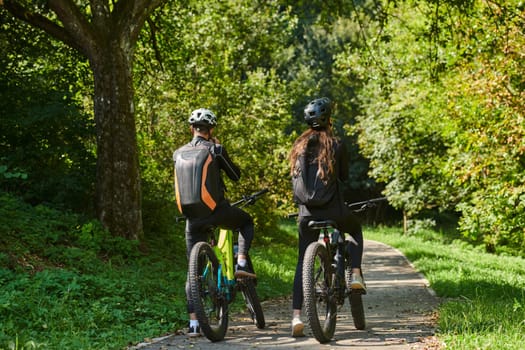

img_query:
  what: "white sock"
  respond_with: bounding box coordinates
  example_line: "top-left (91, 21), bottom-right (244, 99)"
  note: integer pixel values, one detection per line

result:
top-left (238, 258), bottom-right (247, 267)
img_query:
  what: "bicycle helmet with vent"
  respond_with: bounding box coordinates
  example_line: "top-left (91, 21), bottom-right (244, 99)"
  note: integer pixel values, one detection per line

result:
top-left (304, 97), bottom-right (331, 130)
top-left (188, 108), bottom-right (218, 127)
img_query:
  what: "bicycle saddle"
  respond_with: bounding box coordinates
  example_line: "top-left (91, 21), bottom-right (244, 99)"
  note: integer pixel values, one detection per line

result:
top-left (308, 220), bottom-right (337, 229)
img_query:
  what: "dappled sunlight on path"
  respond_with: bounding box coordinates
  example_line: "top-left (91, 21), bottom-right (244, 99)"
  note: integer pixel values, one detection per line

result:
top-left (130, 240), bottom-right (441, 350)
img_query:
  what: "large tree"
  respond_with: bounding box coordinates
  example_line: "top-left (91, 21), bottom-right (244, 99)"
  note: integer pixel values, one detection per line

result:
top-left (1, 0), bottom-right (166, 239)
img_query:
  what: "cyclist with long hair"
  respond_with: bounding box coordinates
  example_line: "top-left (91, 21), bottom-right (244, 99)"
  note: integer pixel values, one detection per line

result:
top-left (288, 97), bottom-right (365, 337)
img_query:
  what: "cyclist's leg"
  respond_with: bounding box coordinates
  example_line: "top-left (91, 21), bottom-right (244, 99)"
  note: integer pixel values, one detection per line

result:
top-left (336, 210), bottom-right (365, 289)
top-left (291, 217), bottom-right (319, 336)
top-left (210, 203), bottom-right (254, 256)
top-left (336, 210), bottom-right (363, 269)
top-left (293, 217), bottom-right (320, 310)
top-left (209, 203), bottom-right (255, 277)
top-left (348, 227), bottom-right (363, 270)
top-left (185, 219), bottom-right (211, 315)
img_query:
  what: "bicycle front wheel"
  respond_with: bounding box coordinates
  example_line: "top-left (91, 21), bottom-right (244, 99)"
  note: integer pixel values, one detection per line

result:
top-left (188, 242), bottom-right (228, 341)
top-left (240, 278), bottom-right (265, 329)
top-left (303, 242), bottom-right (337, 343)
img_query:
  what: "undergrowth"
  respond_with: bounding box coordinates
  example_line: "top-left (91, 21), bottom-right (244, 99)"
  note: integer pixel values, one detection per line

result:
top-left (0, 191), bottom-right (296, 350)
top-left (4, 190), bottom-right (523, 350)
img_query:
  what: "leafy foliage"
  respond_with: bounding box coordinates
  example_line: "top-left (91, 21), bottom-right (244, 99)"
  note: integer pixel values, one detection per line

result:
top-left (2, 0), bottom-right (525, 255)
top-left (2, 0), bottom-right (386, 241)
top-left (439, 1), bottom-right (525, 253)
top-left (0, 11), bottom-right (95, 212)
top-left (335, 0), bottom-right (525, 253)
top-left (0, 191), bottom-right (296, 349)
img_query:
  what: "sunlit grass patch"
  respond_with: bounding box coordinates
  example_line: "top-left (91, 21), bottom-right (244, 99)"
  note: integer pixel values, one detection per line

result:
top-left (366, 225), bottom-right (525, 350)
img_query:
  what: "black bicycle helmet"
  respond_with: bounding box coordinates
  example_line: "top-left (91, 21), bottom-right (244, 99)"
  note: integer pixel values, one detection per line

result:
top-left (304, 97), bottom-right (331, 130)
top-left (188, 108), bottom-right (218, 128)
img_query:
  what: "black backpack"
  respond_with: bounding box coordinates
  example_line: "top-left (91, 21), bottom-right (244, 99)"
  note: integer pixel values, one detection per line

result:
top-left (292, 152), bottom-right (336, 207)
top-left (174, 142), bottom-right (222, 218)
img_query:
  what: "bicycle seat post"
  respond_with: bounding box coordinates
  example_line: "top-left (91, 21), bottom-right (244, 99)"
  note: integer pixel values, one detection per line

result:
top-left (207, 226), bottom-right (217, 246)
top-left (320, 228), bottom-right (329, 246)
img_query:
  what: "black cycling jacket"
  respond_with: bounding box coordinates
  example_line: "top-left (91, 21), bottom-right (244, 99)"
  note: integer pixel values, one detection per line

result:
top-left (297, 138), bottom-right (349, 218)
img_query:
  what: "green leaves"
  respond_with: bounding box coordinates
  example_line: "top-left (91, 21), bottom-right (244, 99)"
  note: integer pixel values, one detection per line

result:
top-left (333, 0), bottom-right (525, 253)
top-left (0, 191), bottom-right (186, 349)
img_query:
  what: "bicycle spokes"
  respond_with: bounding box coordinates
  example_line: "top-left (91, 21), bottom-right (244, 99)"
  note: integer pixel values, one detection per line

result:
top-left (303, 242), bottom-right (337, 343)
top-left (189, 242), bottom-right (228, 341)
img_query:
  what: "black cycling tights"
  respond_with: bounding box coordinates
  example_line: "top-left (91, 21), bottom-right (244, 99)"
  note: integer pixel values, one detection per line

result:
top-left (292, 214), bottom-right (363, 310)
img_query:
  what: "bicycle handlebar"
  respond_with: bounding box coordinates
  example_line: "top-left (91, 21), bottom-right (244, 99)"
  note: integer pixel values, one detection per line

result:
top-left (345, 197), bottom-right (387, 212)
top-left (287, 196), bottom-right (388, 217)
top-left (231, 188), bottom-right (269, 207)
top-left (176, 189), bottom-right (269, 221)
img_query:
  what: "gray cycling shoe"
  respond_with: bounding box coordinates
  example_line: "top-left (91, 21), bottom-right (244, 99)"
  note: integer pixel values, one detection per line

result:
top-left (351, 273), bottom-right (367, 292)
top-left (291, 317), bottom-right (305, 337)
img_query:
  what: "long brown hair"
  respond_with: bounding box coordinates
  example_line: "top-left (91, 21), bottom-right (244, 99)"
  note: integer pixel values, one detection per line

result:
top-left (289, 128), bottom-right (337, 182)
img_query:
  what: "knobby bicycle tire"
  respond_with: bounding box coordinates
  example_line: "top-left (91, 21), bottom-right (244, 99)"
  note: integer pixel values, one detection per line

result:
top-left (345, 266), bottom-right (366, 330)
top-left (240, 278), bottom-right (265, 329)
top-left (349, 292), bottom-right (366, 330)
top-left (188, 242), bottom-right (228, 341)
top-left (303, 242), bottom-right (337, 343)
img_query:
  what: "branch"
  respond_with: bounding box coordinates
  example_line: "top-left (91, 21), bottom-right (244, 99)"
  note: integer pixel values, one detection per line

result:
top-left (1, 0), bottom-right (86, 55)
top-left (147, 17), bottom-right (164, 70)
top-left (113, 0), bottom-right (168, 44)
top-left (49, 0), bottom-right (97, 58)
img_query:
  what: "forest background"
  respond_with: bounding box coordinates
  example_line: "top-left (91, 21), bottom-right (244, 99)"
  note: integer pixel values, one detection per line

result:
top-left (2, 0), bottom-right (524, 255)
top-left (1, 0), bottom-right (525, 349)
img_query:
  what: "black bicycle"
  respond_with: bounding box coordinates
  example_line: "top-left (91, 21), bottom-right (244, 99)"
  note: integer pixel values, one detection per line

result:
top-left (187, 189), bottom-right (268, 341)
top-left (301, 197), bottom-right (386, 343)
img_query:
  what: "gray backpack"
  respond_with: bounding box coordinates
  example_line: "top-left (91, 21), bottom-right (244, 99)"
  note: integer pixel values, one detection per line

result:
top-left (174, 143), bottom-right (221, 218)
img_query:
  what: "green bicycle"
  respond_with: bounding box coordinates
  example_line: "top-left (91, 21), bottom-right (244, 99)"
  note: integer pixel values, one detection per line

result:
top-left (187, 189), bottom-right (268, 341)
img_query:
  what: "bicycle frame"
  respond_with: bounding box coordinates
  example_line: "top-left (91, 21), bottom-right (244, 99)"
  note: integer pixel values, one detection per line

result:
top-left (188, 189), bottom-right (268, 341)
top-left (316, 224), bottom-right (353, 304)
top-left (215, 228), bottom-right (236, 301)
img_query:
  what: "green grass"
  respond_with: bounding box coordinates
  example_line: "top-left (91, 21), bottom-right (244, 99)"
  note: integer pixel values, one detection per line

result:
top-left (0, 191), bottom-right (297, 350)
top-left (366, 226), bottom-right (525, 350)
top-left (2, 190), bottom-right (524, 349)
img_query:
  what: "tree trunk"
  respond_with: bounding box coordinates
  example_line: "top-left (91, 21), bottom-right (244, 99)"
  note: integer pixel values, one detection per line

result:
top-left (91, 43), bottom-right (142, 240)
top-left (403, 211), bottom-right (408, 235)
top-left (2, 0), bottom-right (167, 240)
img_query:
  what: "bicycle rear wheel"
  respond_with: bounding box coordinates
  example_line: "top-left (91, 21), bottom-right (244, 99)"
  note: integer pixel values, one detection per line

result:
top-left (303, 242), bottom-right (337, 343)
top-left (349, 292), bottom-right (366, 330)
top-left (188, 242), bottom-right (228, 341)
top-left (345, 266), bottom-right (366, 330)
top-left (240, 278), bottom-right (265, 329)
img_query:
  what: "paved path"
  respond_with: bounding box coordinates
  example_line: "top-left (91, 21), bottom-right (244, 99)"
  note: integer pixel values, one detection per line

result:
top-left (130, 240), bottom-right (441, 349)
